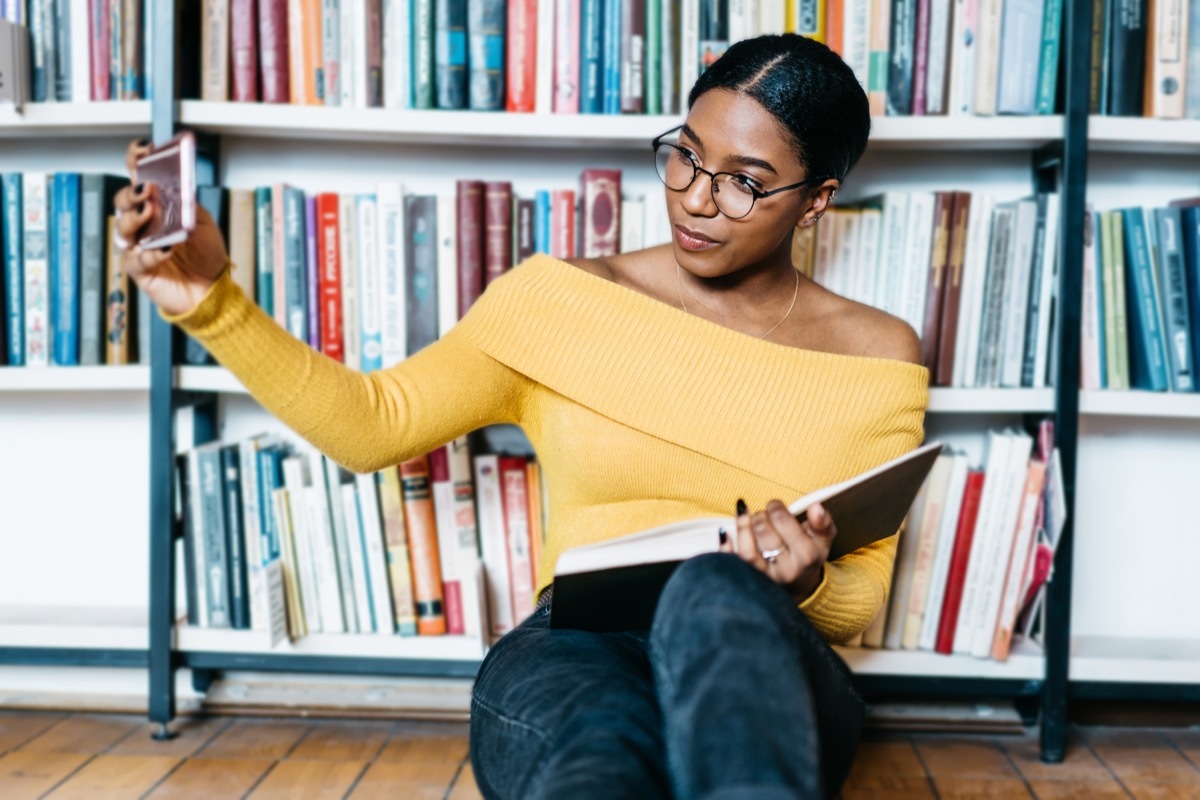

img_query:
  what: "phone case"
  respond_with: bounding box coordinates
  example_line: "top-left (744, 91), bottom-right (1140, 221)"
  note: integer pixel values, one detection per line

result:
top-left (135, 131), bottom-right (197, 250)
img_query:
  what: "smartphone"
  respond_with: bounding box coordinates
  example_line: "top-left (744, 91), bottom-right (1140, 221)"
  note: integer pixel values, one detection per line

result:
top-left (135, 131), bottom-right (197, 250)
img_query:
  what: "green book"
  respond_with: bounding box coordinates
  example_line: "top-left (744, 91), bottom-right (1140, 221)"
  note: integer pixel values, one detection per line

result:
top-left (646, 0), bottom-right (662, 115)
top-left (413, 0), bottom-right (436, 108)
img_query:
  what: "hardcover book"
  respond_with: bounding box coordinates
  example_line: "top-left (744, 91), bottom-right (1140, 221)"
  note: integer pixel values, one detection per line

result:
top-left (551, 442), bottom-right (944, 632)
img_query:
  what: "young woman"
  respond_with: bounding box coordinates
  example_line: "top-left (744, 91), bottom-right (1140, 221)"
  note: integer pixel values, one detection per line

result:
top-left (115, 34), bottom-right (926, 800)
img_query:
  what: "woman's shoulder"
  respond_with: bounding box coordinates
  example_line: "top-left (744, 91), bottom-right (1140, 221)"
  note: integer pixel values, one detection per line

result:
top-left (805, 284), bottom-right (923, 367)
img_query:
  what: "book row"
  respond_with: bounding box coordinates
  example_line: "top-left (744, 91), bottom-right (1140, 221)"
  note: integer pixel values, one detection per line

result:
top-left (795, 190), bottom-right (1061, 390)
top-left (177, 432), bottom-right (546, 644)
top-left (191, 0), bottom-right (1063, 117)
top-left (1080, 199), bottom-right (1200, 393)
top-left (1088, 0), bottom-right (1200, 119)
top-left (1, 172), bottom-right (150, 367)
top-left (846, 422), bottom-right (1064, 662)
top-left (0, 0), bottom-right (152, 102)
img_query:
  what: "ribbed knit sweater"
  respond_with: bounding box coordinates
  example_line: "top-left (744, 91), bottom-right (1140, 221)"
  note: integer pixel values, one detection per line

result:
top-left (168, 253), bottom-right (929, 642)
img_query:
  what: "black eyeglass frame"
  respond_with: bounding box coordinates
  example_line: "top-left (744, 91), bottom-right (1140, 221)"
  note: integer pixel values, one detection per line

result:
top-left (651, 125), bottom-right (830, 220)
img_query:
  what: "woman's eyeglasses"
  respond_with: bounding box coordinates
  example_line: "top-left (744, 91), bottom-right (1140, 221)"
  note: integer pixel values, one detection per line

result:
top-left (651, 125), bottom-right (825, 220)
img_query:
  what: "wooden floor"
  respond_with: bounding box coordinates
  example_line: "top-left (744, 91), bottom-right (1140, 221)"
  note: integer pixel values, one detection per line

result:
top-left (0, 710), bottom-right (1196, 799)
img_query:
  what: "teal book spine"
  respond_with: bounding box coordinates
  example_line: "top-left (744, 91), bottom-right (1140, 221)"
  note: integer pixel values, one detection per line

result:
top-left (1121, 208), bottom-right (1169, 392)
top-left (1034, 0), bottom-right (1062, 114)
top-left (413, 0), bottom-right (436, 107)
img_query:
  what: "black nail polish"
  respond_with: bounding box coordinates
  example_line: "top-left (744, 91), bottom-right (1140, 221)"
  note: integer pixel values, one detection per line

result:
top-left (718, 528), bottom-right (727, 545)
top-left (159, 247), bottom-right (171, 253)
top-left (135, 182), bottom-right (145, 194)
top-left (136, 138), bottom-right (150, 147)
top-left (736, 498), bottom-right (747, 517)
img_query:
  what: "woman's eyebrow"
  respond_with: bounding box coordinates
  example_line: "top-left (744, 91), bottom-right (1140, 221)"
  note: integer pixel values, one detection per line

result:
top-left (679, 124), bottom-right (779, 175)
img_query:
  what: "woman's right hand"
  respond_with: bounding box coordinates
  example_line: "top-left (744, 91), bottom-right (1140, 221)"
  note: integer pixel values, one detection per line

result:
top-left (114, 138), bottom-right (231, 317)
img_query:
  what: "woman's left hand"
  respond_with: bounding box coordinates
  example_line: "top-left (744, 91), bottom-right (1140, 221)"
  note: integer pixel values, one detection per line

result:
top-left (720, 499), bottom-right (837, 603)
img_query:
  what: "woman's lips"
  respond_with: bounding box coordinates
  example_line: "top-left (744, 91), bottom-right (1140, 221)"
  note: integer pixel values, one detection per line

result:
top-left (674, 224), bottom-right (719, 251)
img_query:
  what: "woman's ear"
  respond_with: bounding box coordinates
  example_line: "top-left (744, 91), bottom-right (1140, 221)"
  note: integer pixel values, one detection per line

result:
top-left (797, 179), bottom-right (842, 229)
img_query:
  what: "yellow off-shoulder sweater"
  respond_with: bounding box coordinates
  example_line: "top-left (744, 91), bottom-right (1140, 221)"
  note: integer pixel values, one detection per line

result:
top-left (168, 253), bottom-right (929, 643)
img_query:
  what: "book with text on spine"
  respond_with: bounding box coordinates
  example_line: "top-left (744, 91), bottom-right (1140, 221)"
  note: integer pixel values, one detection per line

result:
top-left (551, 441), bottom-right (944, 632)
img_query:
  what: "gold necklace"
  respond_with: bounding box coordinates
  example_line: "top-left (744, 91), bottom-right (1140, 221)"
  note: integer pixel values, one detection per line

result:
top-left (676, 263), bottom-right (800, 342)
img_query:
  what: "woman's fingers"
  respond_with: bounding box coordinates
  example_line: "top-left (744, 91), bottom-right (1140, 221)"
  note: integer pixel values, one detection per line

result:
top-left (125, 138), bottom-right (152, 180)
top-left (736, 509), bottom-right (771, 572)
top-left (803, 502), bottom-right (837, 548)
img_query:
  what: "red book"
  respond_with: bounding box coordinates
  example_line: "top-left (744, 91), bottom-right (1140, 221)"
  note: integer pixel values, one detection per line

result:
top-left (456, 180), bottom-right (485, 316)
top-left (257, 0), bottom-right (290, 103)
top-left (89, 0), bottom-right (110, 100)
top-left (935, 192), bottom-right (971, 386)
top-left (499, 456), bottom-right (536, 623)
top-left (581, 169), bottom-right (621, 258)
top-left (231, 0), bottom-right (260, 101)
top-left (935, 469), bottom-right (985, 654)
top-left (921, 192), bottom-right (956, 373)
top-left (550, 189), bottom-right (576, 259)
top-left (911, 0), bottom-right (932, 115)
top-left (506, 0), bottom-right (537, 112)
top-left (553, 0), bottom-right (581, 113)
top-left (484, 182), bottom-right (514, 286)
top-left (315, 193), bottom-right (344, 362)
top-left (429, 447), bottom-right (465, 635)
top-left (400, 455), bottom-right (447, 636)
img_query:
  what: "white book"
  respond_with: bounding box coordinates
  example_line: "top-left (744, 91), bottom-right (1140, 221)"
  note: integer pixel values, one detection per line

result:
top-left (679, 0), bottom-right (700, 112)
top-left (998, 197), bottom-right (1038, 387)
top-left (900, 453), bottom-right (955, 650)
top-left (340, 194), bottom-right (362, 371)
top-left (882, 479), bottom-right (931, 650)
top-left (304, 484), bottom-right (346, 634)
top-left (620, 198), bottom-right (645, 254)
top-left (340, 0), bottom-right (357, 106)
top-left (972, 0), bottom-right (1003, 115)
top-left (951, 430), bottom-right (1011, 654)
top-left (812, 212), bottom-right (839, 292)
top-left (339, 482), bottom-right (375, 633)
top-left (971, 431), bottom-right (1033, 658)
top-left (357, 194), bottom-right (383, 372)
top-left (948, 0), bottom-right (979, 115)
top-left (69, 0), bottom-right (90, 101)
top-left (448, 436), bottom-right (484, 639)
top-left (872, 193), bottom-right (911, 315)
top-left (237, 436), bottom-right (271, 631)
top-left (1031, 193), bottom-right (1061, 387)
top-left (352, 0), bottom-right (369, 107)
top-left (925, 0), bottom-right (953, 114)
top-left (474, 454), bottom-right (515, 639)
top-left (855, 207), bottom-right (883, 310)
top-left (319, 454), bottom-right (360, 633)
top-left (383, 0), bottom-right (412, 108)
top-left (271, 487), bottom-right (309, 638)
top-left (955, 194), bottom-right (996, 387)
top-left (834, 211), bottom-right (861, 301)
top-left (1080, 207), bottom-right (1102, 390)
top-left (281, 456), bottom-right (324, 632)
top-left (288, 0), bottom-right (305, 103)
top-left (842, 0), bottom-right (872, 87)
top-left (534, 0), bottom-right (555, 113)
top-left (899, 192), bottom-right (936, 338)
top-left (728, 0), bottom-right (749, 43)
top-left (759, 0), bottom-right (786, 35)
top-left (187, 450), bottom-right (210, 628)
top-left (918, 451), bottom-right (970, 650)
top-left (436, 194), bottom-right (458, 338)
top-left (322, 0), bottom-right (341, 105)
top-left (991, 457), bottom-right (1045, 659)
top-left (21, 173), bottom-right (48, 366)
top-left (431, 454), bottom-right (462, 622)
top-left (354, 472), bottom-right (396, 635)
top-left (377, 182), bottom-right (407, 368)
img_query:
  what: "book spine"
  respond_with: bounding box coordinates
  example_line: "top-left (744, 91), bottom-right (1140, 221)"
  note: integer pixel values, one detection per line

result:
top-left (104, 216), bottom-right (134, 365)
top-left (499, 456), bottom-right (536, 623)
top-left (976, 206), bottom-right (1013, 387)
top-left (887, 0), bottom-right (916, 115)
top-left (187, 451), bottom-right (211, 627)
top-left (448, 436), bottom-right (483, 639)
top-left (921, 192), bottom-right (954, 372)
top-left (551, 189), bottom-right (577, 259)
top-left (1121, 208), bottom-right (1169, 391)
top-left (534, 190), bottom-right (552, 254)
top-left (316, 193), bottom-right (344, 362)
top-left (109, 0), bottom-right (121, 100)
top-left (404, 195), bottom-right (439, 356)
top-left (202, 0), bottom-right (230, 101)
top-left (90, 0), bottom-right (110, 100)
top-left (436, 0), bottom-right (469, 108)
top-left (321, 0), bottom-right (339, 105)
top-left (993, 0), bottom-right (1042, 114)
top-left (1080, 207), bottom-right (1103, 390)
top-left (1031, 193), bottom-right (1061, 387)
top-left (270, 486), bottom-right (306, 637)
top-left (971, 0), bottom-right (1001, 115)
top-left (581, 168), bottom-right (621, 258)
top-left (338, 482), bottom-right (374, 631)
top-left (580, 0), bottom-right (603, 112)
top-left (355, 473), bottom-right (397, 635)
top-left (948, 0), bottom-right (978, 114)
top-left (305, 482), bottom-right (347, 633)
top-left (78, 175), bottom-right (111, 366)
top-left (220, 445), bottom-right (250, 630)
top-left (1154, 207), bottom-right (1192, 390)
top-left (430, 447), bottom-right (465, 635)
top-left (199, 447), bottom-right (232, 628)
top-left (554, 0), bottom-right (582, 113)
top-left (1145, 0), bottom-right (1187, 118)
top-left (237, 440), bottom-right (266, 631)
top-left (660, 0), bottom-right (677, 113)
top-left (339, 0), bottom-right (356, 105)
top-left (412, 0), bottom-right (435, 107)
top-left (119, 0), bottom-right (142, 98)
top-left (320, 456), bottom-right (363, 633)
top-left (923, 0), bottom-right (953, 114)
top-left (231, 0), bottom-right (261, 101)
top-left (456, 180), bottom-right (485, 317)
top-left (620, 0), bottom-right (646, 113)
top-left (468, 0), bottom-right (505, 109)
top-left (283, 188), bottom-right (307, 342)
top-left (377, 468), bottom-right (419, 634)
top-left (991, 459), bottom-right (1047, 661)
top-left (354, 194), bottom-right (382, 372)
top-left (1021, 194), bottom-right (1050, 387)
top-left (338, 195), bottom-right (360, 370)
top-left (53, 173), bottom-right (81, 366)
top-left (400, 455), bottom-right (447, 635)
top-left (378, 182), bottom-right (408, 366)
top-left (1187, 0), bottom-right (1200, 117)
top-left (21, 174), bottom-right (49, 367)
top-left (304, 196), bottom-right (320, 349)
top-left (515, 198), bottom-right (536, 263)
top-left (534, 0), bottom-right (556, 112)
top-left (601, 0), bottom-right (621, 113)
top-left (2, 174), bottom-right (22, 366)
top-left (911, 0), bottom-right (931, 115)
top-left (363, 0), bottom-right (383, 105)
top-left (935, 192), bottom-right (970, 385)
top-left (254, 188), bottom-right (273, 315)
top-left (1108, 0), bottom-right (1147, 116)
top-left (1088, 0), bottom-right (1111, 112)
top-left (1181, 207), bottom-right (1200, 380)
top-left (934, 469), bottom-right (984, 654)
top-left (288, 0), bottom-right (304, 102)
top-left (506, 0), bottom-right (537, 111)
top-left (483, 181), bottom-right (513, 286)
top-left (1035, 0), bottom-right (1062, 113)
top-left (178, 455), bottom-right (200, 626)
top-left (474, 454), bottom-right (515, 638)
top-left (259, 0), bottom-right (290, 102)
top-left (436, 196), bottom-right (456, 337)
top-left (352, 0), bottom-right (370, 106)
top-left (869, 0), bottom-right (894, 114)
top-left (645, 0), bottom-right (661, 113)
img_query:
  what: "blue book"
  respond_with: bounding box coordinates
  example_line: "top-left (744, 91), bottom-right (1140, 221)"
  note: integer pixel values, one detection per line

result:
top-left (256, 445), bottom-right (286, 562)
top-left (601, 0), bottom-right (622, 114)
top-left (1152, 206), bottom-right (1193, 392)
top-left (255, 187), bottom-right (274, 316)
top-left (466, 0), bottom-right (505, 110)
top-left (305, 195), bottom-right (320, 351)
top-left (534, 190), bottom-right (552, 255)
top-left (1035, 0), bottom-right (1063, 114)
top-left (2, 174), bottom-right (22, 366)
top-left (1178, 205), bottom-right (1200, 382)
top-left (1121, 208), bottom-right (1170, 392)
top-left (1091, 210), bottom-right (1107, 388)
top-left (283, 187), bottom-right (308, 344)
top-left (580, 0), bottom-right (604, 113)
top-left (51, 173), bottom-right (81, 366)
top-left (435, 0), bottom-right (468, 108)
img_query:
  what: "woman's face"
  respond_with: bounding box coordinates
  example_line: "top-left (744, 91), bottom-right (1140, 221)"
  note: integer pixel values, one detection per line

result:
top-left (666, 88), bottom-right (815, 280)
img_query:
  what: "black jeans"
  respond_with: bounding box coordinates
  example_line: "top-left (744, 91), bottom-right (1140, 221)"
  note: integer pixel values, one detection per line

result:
top-left (469, 553), bottom-right (865, 800)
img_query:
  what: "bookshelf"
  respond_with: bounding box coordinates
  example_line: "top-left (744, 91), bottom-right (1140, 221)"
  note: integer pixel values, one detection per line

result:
top-left (1088, 117), bottom-right (1200, 155)
top-left (835, 639), bottom-right (1045, 681)
top-left (0, 366), bottom-right (151, 392)
top-left (0, 101), bottom-right (152, 137)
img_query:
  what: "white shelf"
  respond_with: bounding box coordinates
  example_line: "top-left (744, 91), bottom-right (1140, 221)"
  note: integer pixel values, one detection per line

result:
top-left (1080, 389), bottom-right (1200, 419)
top-left (0, 365), bottom-right (150, 392)
top-left (1070, 636), bottom-right (1200, 684)
top-left (0, 101), bottom-right (152, 137)
top-left (927, 388), bottom-right (1055, 414)
top-left (175, 365), bottom-right (245, 393)
top-left (176, 625), bottom-right (487, 661)
top-left (1088, 116), bottom-right (1200, 154)
top-left (0, 605), bottom-right (147, 650)
top-left (834, 638), bottom-right (1044, 679)
top-left (179, 102), bottom-right (1062, 151)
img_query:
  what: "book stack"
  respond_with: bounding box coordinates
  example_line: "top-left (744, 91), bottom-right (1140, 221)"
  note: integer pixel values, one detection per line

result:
top-left (794, 190), bottom-right (1061, 388)
top-left (176, 431), bottom-right (549, 644)
top-left (1, 172), bottom-right (148, 367)
top-left (1080, 199), bottom-right (1200, 393)
top-left (1088, 0), bottom-right (1200, 118)
top-left (847, 420), bottom-right (1065, 662)
top-left (0, 0), bottom-right (152, 101)
top-left (186, 167), bottom-right (660, 367)
top-left (194, 0), bottom-right (1063, 116)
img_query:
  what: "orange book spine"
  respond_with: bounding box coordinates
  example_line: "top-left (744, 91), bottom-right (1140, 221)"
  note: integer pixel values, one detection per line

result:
top-left (301, 0), bottom-right (323, 103)
top-left (400, 455), bottom-right (447, 635)
top-left (826, 0), bottom-right (843, 54)
top-left (991, 459), bottom-right (1048, 661)
top-left (506, 0), bottom-right (538, 111)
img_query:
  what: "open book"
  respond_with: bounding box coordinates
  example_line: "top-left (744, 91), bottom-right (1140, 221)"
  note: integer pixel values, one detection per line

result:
top-left (550, 441), bottom-right (944, 631)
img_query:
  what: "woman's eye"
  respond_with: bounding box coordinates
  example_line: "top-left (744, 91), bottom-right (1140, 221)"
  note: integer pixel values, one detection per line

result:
top-left (731, 175), bottom-right (762, 193)
top-left (675, 147), bottom-right (698, 165)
